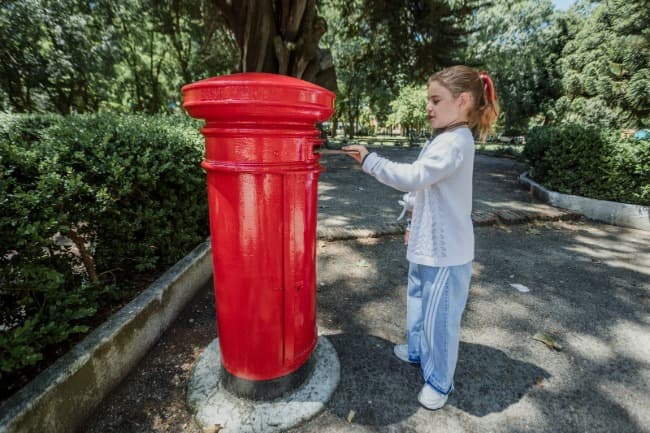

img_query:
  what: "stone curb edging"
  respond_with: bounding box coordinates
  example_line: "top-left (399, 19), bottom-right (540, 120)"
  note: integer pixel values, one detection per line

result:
top-left (0, 240), bottom-right (213, 433)
top-left (519, 172), bottom-right (650, 232)
top-left (316, 206), bottom-right (581, 242)
top-left (471, 207), bottom-right (580, 227)
top-left (317, 223), bottom-right (405, 241)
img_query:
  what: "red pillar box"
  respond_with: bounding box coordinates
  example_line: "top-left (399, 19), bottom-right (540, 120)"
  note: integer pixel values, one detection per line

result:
top-left (182, 73), bottom-right (334, 399)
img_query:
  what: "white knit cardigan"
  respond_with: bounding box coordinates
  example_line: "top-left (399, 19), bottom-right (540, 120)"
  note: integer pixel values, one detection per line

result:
top-left (361, 127), bottom-right (475, 267)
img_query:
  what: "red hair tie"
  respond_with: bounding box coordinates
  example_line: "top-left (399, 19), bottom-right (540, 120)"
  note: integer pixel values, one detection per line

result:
top-left (479, 71), bottom-right (496, 103)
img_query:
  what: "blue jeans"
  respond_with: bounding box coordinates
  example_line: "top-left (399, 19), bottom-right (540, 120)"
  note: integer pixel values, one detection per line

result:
top-left (406, 261), bottom-right (472, 395)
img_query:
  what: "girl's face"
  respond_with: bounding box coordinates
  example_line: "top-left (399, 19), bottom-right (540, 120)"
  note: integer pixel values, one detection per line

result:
top-left (426, 81), bottom-right (470, 129)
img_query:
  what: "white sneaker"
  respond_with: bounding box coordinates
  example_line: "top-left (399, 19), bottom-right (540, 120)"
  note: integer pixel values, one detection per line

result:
top-left (393, 344), bottom-right (419, 364)
top-left (418, 384), bottom-right (448, 410)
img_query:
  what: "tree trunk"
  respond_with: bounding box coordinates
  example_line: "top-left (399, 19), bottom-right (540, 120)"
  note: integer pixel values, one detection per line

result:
top-left (213, 0), bottom-right (336, 91)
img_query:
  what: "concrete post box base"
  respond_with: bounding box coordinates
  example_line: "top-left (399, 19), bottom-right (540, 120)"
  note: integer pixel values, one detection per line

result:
top-left (222, 354), bottom-right (315, 400)
top-left (187, 336), bottom-right (340, 433)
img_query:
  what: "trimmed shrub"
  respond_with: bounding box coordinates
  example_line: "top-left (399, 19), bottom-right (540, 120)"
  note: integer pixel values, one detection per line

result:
top-left (604, 133), bottom-right (650, 205)
top-left (524, 124), bottom-right (649, 206)
top-left (0, 113), bottom-right (208, 383)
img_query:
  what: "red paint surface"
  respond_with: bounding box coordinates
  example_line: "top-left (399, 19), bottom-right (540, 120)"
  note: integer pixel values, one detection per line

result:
top-left (182, 73), bottom-right (334, 380)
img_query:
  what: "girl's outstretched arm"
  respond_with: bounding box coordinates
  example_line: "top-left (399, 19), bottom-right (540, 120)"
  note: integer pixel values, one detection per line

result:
top-left (344, 138), bottom-right (465, 193)
top-left (342, 145), bottom-right (369, 164)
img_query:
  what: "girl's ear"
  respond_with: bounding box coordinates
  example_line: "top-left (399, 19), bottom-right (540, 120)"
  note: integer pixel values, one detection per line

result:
top-left (458, 92), bottom-right (472, 110)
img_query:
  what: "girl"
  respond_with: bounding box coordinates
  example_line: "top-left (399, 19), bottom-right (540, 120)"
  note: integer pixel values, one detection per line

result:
top-left (342, 65), bottom-right (498, 410)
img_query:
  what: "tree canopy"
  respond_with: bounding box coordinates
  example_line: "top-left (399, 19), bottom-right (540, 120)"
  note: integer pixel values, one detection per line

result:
top-left (553, 0), bottom-right (650, 128)
top-left (1, 0), bottom-right (648, 133)
top-left (387, 84), bottom-right (429, 137)
top-left (0, 0), bottom-right (237, 114)
top-left (465, 0), bottom-right (567, 133)
top-left (320, 0), bottom-right (478, 136)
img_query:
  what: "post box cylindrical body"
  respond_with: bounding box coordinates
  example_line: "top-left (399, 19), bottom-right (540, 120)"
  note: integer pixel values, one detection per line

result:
top-left (182, 73), bottom-right (334, 397)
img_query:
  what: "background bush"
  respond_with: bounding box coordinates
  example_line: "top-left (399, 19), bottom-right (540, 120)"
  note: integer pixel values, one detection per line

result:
top-left (0, 113), bottom-right (208, 383)
top-left (524, 124), bottom-right (649, 206)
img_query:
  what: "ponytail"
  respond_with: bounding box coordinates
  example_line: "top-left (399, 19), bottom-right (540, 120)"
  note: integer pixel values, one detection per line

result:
top-left (474, 71), bottom-right (499, 141)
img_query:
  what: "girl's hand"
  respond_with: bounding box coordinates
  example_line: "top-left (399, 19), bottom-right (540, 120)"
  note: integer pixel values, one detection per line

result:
top-left (341, 145), bottom-right (368, 164)
top-left (404, 212), bottom-right (412, 245)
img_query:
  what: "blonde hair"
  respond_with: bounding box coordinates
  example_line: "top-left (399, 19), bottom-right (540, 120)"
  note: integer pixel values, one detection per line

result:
top-left (428, 65), bottom-right (499, 141)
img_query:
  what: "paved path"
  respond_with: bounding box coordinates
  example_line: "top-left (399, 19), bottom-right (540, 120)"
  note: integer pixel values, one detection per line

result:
top-left (316, 148), bottom-right (577, 240)
top-left (80, 148), bottom-right (650, 433)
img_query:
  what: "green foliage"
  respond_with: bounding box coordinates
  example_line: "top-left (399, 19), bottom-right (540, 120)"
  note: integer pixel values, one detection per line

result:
top-left (320, 0), bottom-right (478, 137)
top-left (0, 275), bottom-right (97, 373)
top-left (387, 84), bottom-right (429, 137)
top-left (0, 0), bottom-right (120, 113)
top-left (0, 113), bottom-right (208, 377)
top-left (466, 0), bottom-right (567, 134)
top-left (327, 0), bottom-right (476, 83)
top-left (524, 125), bottom-right (650, 205)
top-left (321, 0), bottom-right (392, 137)
top-left (40, 114), bottom-right (208, 271)
top-left (553, 0), bottom-right (650, 128)
top-left (0, 0), bottom-right (237, 114)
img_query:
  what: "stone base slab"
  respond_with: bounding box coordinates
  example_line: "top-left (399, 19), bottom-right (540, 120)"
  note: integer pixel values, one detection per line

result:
top-left (187, 336), bottom-right (340, 433)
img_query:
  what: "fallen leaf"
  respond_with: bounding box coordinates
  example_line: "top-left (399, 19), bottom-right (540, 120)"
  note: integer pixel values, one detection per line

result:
top-left (533, 332), bottom-right (563, 351)
top-left (527, 228), bottom-right (541, 235)
top-left (347, 409), bottom-right (356, 423)
top-left (510, 283), bottom-right (530, 293)
top-left (357, 259), bottom-right (369, 268)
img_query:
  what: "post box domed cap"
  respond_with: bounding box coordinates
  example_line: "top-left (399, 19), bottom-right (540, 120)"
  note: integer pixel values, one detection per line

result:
top-left (181, 72), bottom-right (335, 123)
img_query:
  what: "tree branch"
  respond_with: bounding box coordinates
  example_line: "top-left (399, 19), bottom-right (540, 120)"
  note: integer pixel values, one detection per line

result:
top-left (67, 229), bottom-right (98, 283)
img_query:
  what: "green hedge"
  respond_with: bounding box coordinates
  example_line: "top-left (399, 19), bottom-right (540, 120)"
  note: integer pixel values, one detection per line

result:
top-left (524, 125), bottom-right (649, 206)
top-left (0, 113), bottom-right (208, 379)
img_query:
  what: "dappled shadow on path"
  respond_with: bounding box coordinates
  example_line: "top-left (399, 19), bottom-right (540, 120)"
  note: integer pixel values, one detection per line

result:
top-left (452, 342), bottom-right (550, 417)
top-left (325, 333), bottom-right (549, 425)
top-left (317, 220), bottom-right (650, 432)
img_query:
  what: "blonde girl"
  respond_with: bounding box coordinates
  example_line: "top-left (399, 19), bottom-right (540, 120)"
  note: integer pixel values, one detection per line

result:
top-left (343, 65), bottom-right (499, 410)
